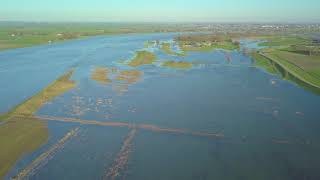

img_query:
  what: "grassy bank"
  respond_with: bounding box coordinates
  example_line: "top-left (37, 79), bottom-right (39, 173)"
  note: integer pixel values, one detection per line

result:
top-left (251, 52), bottom-right (278, 74)
top-left (127, 50), bottom-right (157, 67)
top-left (0, 69), bottom-right (77, 178)
top-left (162, 61), bottom-right (193, 69)
top-left (260, 51), bottom-right (320, 88)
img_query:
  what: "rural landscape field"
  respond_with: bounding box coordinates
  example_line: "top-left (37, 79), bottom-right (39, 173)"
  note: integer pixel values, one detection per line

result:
top-left (1, 0), bottom-right (320, 180)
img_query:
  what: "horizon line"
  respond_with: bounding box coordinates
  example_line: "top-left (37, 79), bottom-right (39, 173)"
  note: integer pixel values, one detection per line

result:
top-left (1, 20), bottom-right (320, 24)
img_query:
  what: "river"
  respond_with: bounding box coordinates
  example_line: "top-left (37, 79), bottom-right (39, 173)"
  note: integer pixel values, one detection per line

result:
top-left (1, 33), bottom-right (320, 180)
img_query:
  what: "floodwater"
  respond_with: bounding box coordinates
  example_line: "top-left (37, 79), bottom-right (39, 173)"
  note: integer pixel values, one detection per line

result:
top-left (1, 33), bottom-right (320, 180)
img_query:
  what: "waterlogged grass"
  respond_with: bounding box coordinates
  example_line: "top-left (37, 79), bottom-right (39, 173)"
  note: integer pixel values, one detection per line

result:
top-left (116, 70), bottom-right (143, 84)
top-left (144, 41), bottom-right (156, 48)
top-left (127, 50), bottom-right (156, 67)
top-left (0, 69), bottom-right (77, 179)
top-left (91, 67), bottom-right (112, 85)
top-left (161, 42), bottom-right (186, 56)
top-left (162, 61), bottom-right (193, 69)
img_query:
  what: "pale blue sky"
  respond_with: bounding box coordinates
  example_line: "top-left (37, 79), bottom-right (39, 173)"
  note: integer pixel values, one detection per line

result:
top-left (1, 0), bottom-right (319, 22)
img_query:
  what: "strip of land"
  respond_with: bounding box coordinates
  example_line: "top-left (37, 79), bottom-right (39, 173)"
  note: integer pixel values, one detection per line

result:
top-left (12, 114), bottom-right (301, 146)
top-left (104, 128), bottom-right (136, 180)
top-left (0, 69), bottom-right (77, 179)
top-left (19, 115), bottom-right (225, 139)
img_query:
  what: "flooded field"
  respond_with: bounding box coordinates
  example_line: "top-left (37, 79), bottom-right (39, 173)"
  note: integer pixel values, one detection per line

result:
top-left (1, 33), bottom-right (320, 180)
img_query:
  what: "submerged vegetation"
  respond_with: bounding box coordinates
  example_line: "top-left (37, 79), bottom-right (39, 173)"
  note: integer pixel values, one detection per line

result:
top-left (91, 67), bottom-right (112, 85)
top-left (116, 70), bottom-right (143, 84)
top-left (127, 50), bottom-right (157, 67)
top-left (162, 61), bottom-right (193, 69)
top-left (144, 40), bottom-right (157, 48)
top-left (13, 127), bottom-right (80, 180)
top-left (160, 42), bottom-right (186, 56)
top-left (0, 69), bottom-right (77, 178)
top-left (104, 128), bottom-right (137, 180)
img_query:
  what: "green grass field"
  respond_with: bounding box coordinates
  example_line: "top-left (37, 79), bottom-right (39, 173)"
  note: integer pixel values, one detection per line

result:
top-left (261, 50), bottom-right (320, 88)
top-left (251, 52), bottom-right (278, 75)
top-left (0, 69), bottom-right (77, 179)
top-left (251, 34), bottom-right (320, 92)
top-left (258, 36), bottom-right (311, 47)
top-left (269, 50), bottom-right (320, 76)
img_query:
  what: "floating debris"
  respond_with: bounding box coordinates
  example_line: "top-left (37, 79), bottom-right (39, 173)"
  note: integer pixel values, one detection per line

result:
top-left (255, 97), bottom-right (277, 102)
top-left (272, 138), bottom-right (291, 145)
top-left (295, 111), bottom-right (304, 116)
top-left (270, 79), bottom-right (277, 85)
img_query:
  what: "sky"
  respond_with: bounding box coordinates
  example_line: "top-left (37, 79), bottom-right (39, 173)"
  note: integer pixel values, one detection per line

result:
top-left (1, 0), bottom-right (320, 22)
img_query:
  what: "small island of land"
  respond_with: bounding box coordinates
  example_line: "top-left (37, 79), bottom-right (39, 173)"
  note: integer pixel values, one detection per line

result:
top-left (162, 61), bottom-right (193, 69)
top-left (116, 70), bottom-right (143, 84)
top-left (91, 67), bottom-right (112, 85)
top-left (127, 50), bottom-right (157, 67)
